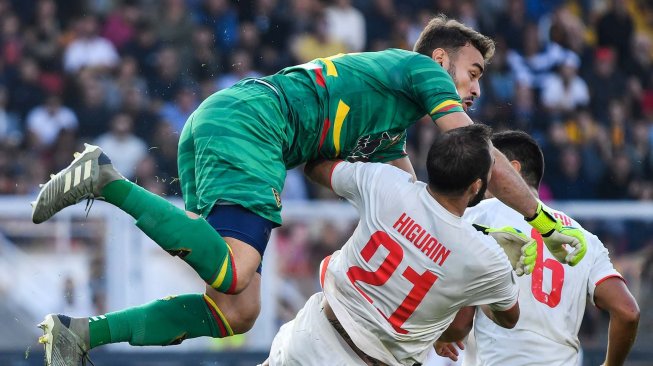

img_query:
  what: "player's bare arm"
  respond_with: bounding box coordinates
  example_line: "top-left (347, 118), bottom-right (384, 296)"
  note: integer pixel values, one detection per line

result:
top-left (438, 306), bottom-right (475, 342)
top-left (304, 159), bottom-right (343, 189)
top-left (434, 112), bottom-right (537, 218)
top-left (594, 277), bottom-right (640, 366)
top-left (481, 302), bottom-right (519, 329)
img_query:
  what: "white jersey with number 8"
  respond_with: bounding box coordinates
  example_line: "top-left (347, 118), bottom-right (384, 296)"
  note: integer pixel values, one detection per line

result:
top-left (462, 198), bottom-right (623, 366)
top-left (321, 162), bottom-right (519, 366)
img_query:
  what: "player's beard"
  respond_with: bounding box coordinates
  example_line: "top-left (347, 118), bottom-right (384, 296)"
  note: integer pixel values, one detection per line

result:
top-left (447, 63), bottom-right (457, 84)
top-left (467, 177), bottom-right (488, 207)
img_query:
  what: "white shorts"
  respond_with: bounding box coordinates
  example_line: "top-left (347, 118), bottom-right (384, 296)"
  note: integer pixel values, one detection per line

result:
top-left (267, 292), bottom-right (367, 366)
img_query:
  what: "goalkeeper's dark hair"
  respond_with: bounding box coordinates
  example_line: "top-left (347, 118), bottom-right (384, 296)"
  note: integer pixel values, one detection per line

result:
top-left (491, 130), bottom-right (544, 189)
top-left (413, 14), bottom-right (495, 62)
top-left (427, 124), bottom-right (493, 195)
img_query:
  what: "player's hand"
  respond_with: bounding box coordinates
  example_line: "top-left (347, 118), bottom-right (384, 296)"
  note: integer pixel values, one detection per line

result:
top-left (473, 224), bottom-right (537, 276)
top-left (434, 340), bottom-right (464, 362)
top-left (524, 202), bottom-right (587, 266)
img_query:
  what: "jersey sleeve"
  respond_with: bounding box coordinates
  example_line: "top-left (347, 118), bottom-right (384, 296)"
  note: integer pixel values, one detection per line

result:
top-left (465, 235), bottom-right (520, 311)
top-left (331, 161), bottom-right (412, 209)
top-left (586, 232), bottom-right (624, 306)
top-left (404, 54), bottom-right (464, 121)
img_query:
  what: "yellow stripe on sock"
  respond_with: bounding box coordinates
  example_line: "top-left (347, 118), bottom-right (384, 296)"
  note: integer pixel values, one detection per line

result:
top-left (203, 294), bottom-right (234, 336)
top-left (210, 246), bottom-right (233, 290)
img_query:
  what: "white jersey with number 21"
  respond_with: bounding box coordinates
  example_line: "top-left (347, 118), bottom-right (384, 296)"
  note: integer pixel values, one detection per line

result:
top-left (322, 162), bottom-right (519, 366)
top-left (462, 198), bottom-right (623, 366)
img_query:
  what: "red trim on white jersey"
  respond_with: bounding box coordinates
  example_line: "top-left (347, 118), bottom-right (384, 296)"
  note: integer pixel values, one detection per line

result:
top-left (595, 274), bottom-right (625, 287)
top-left (329, 161), bottom-right (344, 191)
top-left (320, 255), bottom-right (332, 289)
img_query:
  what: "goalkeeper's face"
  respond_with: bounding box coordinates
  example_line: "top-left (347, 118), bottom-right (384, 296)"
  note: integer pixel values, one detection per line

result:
top-left (446, 44), bottom-right (485, 112)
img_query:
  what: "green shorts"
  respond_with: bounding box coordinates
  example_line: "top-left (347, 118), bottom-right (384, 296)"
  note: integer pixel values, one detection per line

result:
top-left (177, 80), bottom-right (289, 225)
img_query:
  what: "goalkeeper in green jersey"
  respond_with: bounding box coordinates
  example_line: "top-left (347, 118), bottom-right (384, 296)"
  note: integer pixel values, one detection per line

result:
top-left (30, 14), bottom-right (587, 365)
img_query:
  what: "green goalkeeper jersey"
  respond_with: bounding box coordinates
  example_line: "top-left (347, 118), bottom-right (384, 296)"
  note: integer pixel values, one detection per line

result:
top-left (263, 48), bottom-right (465, 168)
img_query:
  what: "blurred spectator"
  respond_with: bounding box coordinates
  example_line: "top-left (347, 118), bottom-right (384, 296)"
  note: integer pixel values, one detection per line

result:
top-left (23, 0), bottom-right (62, 73)
top-left (94, 112), bottom-right (147, 180)
top-left (364, 0), bottom-right (395, 51)
top-left (628, 121), bottom-right (653, 181)
top-left (247, 0), bottom-right (291, 53)
top-left (548, 145), bottom-right (594, 199)
top-left (540, 57), bottom-right (589, 119)
top-left (496, 0), bottom-right (528, 52)
top-left (507, 22), bottom-right (577, 90)
top-left (625, 33), bottom-right (653, 118)
top-left (73, 71), bottom-right (114, 140)
top-left (8, 56), bottom-right (46, 119)
top-left (215, 50), bottom-right (262, 90)
top-left (325, 0), bottom-right (366, 52)
top-left (1, 12), bottom-right (23, 68)
top-left (290, 11), bottom-right (347, 63)
top-left (597, 0), bottom-right (634, 67)
top-left (63, 14), bottom-right (119, 74)
top-left (122, 19), bottom-right (161, 82)
top-left (147, 46), bottom-right (186, 103)
top-left (480, 37), bottom-right (518, 127)
top-left (196, 0), bottom-right (239, 54)
top-left (101, 0), bottom-right (141, 51)
top-left (120, 85), bottom-right (160, 145)
top-left (0, 85), bottom-right (20, 145)
top-left (156, 0), bottom-right (195, 55)
top-left (585, 47), bottom-right (627, 125)
top-left (188, 25), bottom-right (220, 82)
top-left (26, 93), bottom-right (77, 150)
top-left (596, 150), bottom-right (638, 200)
top-left (114, 56), bottom-right (148, 102)
top-left (159, 85), bottom-right (199, 133)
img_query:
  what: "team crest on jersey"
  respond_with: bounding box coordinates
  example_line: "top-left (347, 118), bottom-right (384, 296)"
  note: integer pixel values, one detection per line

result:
top-left (347, 131), bottom-right (405, 162)
top-left (272, 188), bottom-right (282, 208)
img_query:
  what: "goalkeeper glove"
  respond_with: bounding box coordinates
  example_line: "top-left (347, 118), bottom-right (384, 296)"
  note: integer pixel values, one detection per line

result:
top-left (525, 202), bottom-right (587, 266)
top-left (473, 224), bottom-right (537, 276)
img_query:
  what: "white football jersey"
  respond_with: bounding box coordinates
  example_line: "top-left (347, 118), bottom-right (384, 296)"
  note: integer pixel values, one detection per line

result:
top-left (462, 198), bottom-right (623, 366)
top-left (322, 162), bottom-right (519, 366)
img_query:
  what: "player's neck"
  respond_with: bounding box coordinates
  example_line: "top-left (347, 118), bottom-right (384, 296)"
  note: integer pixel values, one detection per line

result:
top-left (427, 187), bottom-right (467, 217)
top-left (530, 186), bottom-right (539, 199)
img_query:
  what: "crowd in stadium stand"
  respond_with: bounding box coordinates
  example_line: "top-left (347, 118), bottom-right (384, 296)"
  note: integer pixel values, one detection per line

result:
top-left (0, 0), bottom-right (651, 203)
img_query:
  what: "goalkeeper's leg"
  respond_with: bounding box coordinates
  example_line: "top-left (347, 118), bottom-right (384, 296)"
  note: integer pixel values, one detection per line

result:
top-left (40, 275), bottom-right (261, 357)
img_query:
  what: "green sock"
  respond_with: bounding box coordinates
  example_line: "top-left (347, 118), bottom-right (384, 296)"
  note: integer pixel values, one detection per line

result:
top-left (101, 180), bottom-right (236, 293)
top-left (89, 294), bottom-right (232, 348)
top-left (88, 315), bottom-right (111, 349)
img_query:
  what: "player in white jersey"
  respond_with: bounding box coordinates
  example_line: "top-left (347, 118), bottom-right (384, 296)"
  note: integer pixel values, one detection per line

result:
top-left (265, 124), bottom-right (536, 366)
top-left (433, 130), bottom-right (640, 366)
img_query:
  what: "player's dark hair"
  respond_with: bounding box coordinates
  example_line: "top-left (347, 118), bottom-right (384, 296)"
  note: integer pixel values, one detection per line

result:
top-left (491, 130), bottom-right (544, 189)
top-left (413, 14), bottom-right (495, 62)
top-left (427, 124), bottom-right (492, 195)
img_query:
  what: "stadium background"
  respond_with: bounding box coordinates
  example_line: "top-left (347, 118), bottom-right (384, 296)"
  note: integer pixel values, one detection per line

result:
top-left (0, 0), bottom-right (651, 365)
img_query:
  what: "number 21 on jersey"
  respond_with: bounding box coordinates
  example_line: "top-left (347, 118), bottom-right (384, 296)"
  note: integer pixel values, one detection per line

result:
top-left (346, 231), bottom-right (438, 334)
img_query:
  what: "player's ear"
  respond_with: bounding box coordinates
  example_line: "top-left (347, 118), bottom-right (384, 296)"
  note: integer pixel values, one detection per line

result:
top-left (468, 178), bottom-right (482, 196)
top-left (431, 48), bottom-right (448, 68)
top-left (510, 160), bottom-right (521, 173)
